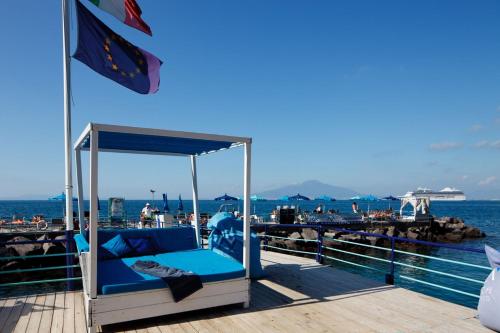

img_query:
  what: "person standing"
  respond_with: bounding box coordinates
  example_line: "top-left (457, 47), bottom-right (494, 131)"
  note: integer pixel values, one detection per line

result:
top-left (141, 203), bottom-right (153, 227)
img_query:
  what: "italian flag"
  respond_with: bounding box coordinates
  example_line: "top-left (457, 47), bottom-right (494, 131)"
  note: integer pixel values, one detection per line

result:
top-left (88, 0), bottom-right (152, 36)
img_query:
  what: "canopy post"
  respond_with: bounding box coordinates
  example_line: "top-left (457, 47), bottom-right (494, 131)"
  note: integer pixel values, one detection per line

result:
top-left (89, 128), bottom-right (99, 299)
top-left (243, 142), bottom-right (251, 279)
top-left (190, 155), bottom-right (201, 247)
top-left (75, 148), bottom-right (85, 233)
top-left (62, 0), bottom-right (73, 231)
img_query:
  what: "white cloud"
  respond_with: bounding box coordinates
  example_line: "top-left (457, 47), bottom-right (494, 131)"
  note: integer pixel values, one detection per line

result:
top-left (469, 124), bottom-right (483, 132)
top-left (472, 140), bottom-right (500, 149)
top-left (491, 140), bottom-right (500, 149)
top-left (472, 140), bottom-right (490, 148)
top-left (429, 142), bottom-right (463, 151)
top-left (478, 176), bottom-right (497, 186)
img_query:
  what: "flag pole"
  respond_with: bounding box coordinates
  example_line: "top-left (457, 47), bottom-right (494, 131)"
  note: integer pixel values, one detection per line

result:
top-left (62, 0), bottom-right (74, 231)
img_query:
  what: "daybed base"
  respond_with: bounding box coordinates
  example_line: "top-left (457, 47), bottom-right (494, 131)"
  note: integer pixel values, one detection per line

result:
top-left (80, 253), bottom-right (250, 332)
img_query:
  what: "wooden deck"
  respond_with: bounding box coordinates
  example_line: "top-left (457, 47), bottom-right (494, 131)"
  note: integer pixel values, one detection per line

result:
top-left (0, 251), bottom-right (492, 332)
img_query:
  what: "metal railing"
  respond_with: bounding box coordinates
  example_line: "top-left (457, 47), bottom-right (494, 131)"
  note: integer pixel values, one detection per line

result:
top-left (255, 223), bottom-right (489, 301)
top-left (0, 230), bottom-right (80, 291)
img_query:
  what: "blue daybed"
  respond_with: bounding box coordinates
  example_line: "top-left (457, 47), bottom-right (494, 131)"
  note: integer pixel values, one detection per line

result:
top-left (75, 227), bottom-right (246, 295)
top-left (74, 123), bottom-right (252, 333)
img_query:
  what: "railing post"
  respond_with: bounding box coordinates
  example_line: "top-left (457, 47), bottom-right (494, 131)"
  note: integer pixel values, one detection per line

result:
top-left (385, 237), bottom-right (395, 285)
top-left (316, 225), bottom-right (323, 264)
top-left (65, 229), bottom-right (75, 291)
top-left (264, 224), bottom-right (268, 251)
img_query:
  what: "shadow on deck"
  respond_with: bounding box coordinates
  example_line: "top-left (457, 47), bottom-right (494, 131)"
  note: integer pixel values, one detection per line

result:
top-left (0, 251), bottom-right (492, 333)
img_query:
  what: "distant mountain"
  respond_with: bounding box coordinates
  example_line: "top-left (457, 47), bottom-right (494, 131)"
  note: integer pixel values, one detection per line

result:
top-left (256, 180), bottom-right (360, 200)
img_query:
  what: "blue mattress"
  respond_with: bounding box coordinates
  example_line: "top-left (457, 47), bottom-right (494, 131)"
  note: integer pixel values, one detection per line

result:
top-left (97, 248), bottom-right (246, 295)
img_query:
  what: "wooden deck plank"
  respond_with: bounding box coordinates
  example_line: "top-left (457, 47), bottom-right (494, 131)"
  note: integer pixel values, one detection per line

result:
top-left (63, 290), bottom-right (75, 333)
top-left (74, 291), bottom-right (86, 333)
top-left (2, 296), bottom-right (27, 333)
top-left (0, 250), bottom-right (492, 333)
top-left (38, 293), bottom-right (56, 333)
top-left (13, 295), bottom-right (36, 333)
top-left (0, 297), bottom-right (17, 331)
top-left (50, 292), bottom-right (65, 333)
top-left (25, 294), bottom-right (46, 333)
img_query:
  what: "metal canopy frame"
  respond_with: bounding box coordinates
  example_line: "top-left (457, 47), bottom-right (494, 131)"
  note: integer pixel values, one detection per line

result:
top-left (74, 123), bottom-right (252, 300)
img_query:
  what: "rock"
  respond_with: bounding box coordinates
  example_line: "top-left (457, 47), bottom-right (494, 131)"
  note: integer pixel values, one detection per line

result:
top-left (386, 226), bottom-right (399, 237)
top-left (339, 234), bottom-right (361, 242)
top-left (301, 228), bottom-right (318, 241)
top-left (43, 240), bottom-right (66, 255)
top-left (407, 229), bottom-right (420, 240)
top-left (369, 228), bottom-right (387, 236)
top-left (445, 230), bottom-right (464, 242)
top-left (366, 236), bottom-right (385, 246)
top-left (463, 227), bottom-right (483, 238)
top-left (5, 236), bottom-right (43, 257)
top-left (0, 246), bottom-right (19, 258)
top-left (445, 221), bottom-right (465, 230)
top-left (289, 232), bottom-right (303, 240)
top-left (54, 235), bottom-right (68, 249)
top-left (324, 232), bottom-right (337, 239)
top-left (0, 260), bottom-right (21, 271)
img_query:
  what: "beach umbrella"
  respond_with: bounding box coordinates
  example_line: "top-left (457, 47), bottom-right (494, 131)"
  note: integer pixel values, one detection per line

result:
top-left (177, 194), bottom-right (184, 211)
top-left (250, 195), bottom-right (267, 201)
top-left (214, 193), bottom-right (238, 201)
top-left (49, 192), bottom-right (77, 201)
top-left (382, 195), bottom-right (399, 201)
top-left (49, 192), bottom-right (77, 218)
top-left (162, 193), bottom-right (169, 213)
top-left (358, 194), bottom-right (379, 201)
top-left (315, 195), bottom-right (336, 201)
top-left (288, 193), bottom-right (311, 201)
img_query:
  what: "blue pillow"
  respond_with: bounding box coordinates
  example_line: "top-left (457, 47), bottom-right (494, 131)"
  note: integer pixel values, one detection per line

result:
top-left (127, 237), bottom-right (157, 256)
top-left (101, 234), bottom-right (133, 258)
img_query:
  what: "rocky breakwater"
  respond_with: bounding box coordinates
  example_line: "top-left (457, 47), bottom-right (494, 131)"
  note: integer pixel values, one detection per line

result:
top-left (260, 217), bottom-right (486, 255)
top-left (0, 232), bottom-right (75, 284)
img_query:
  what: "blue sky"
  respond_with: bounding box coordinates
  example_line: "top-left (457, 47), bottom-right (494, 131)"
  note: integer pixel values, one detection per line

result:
top-left (1, 0), bottom-right (500, 199)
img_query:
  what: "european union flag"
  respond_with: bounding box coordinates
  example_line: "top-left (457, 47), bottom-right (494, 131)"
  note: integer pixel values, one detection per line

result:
top-left (73, 1), bottom-right (162, 94)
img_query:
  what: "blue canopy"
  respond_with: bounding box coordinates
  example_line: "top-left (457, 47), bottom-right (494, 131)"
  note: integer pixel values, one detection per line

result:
top-left (49, 192), bottom-right (77, 201)
top-left (76, 124), bottom-right (251, 156)
top-left (177, 194), bottom-right (184, 211)
top-left (382, 195), bottom-right (399, 201)
top-left (354, 194), bottom-right (379, 201)
top-left (250, 195), bottom-right (267, 201)
top-left (162, 193), bottom-right (169, 213)
top-left (288, 193), bottom-right (311, 201)
top-left (315, 195), bottom-right (336, 201)
top-left (214, 193), bottom-right (238, 201)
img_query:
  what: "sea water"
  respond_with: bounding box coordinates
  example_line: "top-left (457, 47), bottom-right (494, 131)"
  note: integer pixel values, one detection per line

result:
top-left (0, 199), bottom-right (498, 308)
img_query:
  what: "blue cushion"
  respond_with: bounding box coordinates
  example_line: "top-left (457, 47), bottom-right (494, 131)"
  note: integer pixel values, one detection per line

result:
top-left (127, 237), bottom-right (157, 256)
top-left (101, 234), bottom-right (133, 258)
top-left (87, 227), bottom-right (197, 253)
top-left (97, 249), bottom-right (245, 295)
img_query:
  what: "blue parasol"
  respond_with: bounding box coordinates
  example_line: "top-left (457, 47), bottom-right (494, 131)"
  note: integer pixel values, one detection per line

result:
top-left (214, 193), bottom-right (238, 201)
top-left (250, 195), bottom-right (267, 201)
top-left (358, 194), bottom-right (379, 201)
top-left (382, 195), bottom-right (399, 201)
top-left (49, 192), bottom-right (77, 201)
top-left (315, 195), bottom-right (336, 201)
top-left (177, 194), bottom-right (184, 211)
top-left (288, 193), bottom-right (311, 201)
top-left (162, 193), bottom-right (170, 213)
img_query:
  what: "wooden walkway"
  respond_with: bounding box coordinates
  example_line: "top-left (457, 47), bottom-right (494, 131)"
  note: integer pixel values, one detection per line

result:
top-left (0, 251), bottom-right (492, 332)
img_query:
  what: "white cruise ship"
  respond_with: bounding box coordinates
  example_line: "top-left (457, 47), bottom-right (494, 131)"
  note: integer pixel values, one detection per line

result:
top-left (402, 187), bottom-right (466, 201)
